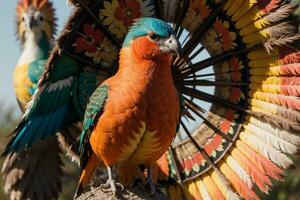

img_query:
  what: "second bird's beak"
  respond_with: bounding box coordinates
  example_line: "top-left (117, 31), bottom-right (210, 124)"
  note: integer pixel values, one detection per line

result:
top-left (162, 34), bottom-right (182, 58)
top-left (27, 16), bottom-right (37, 30)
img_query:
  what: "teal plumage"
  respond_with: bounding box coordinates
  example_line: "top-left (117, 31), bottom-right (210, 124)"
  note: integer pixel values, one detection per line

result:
top-left (123, 17), bottom-right (175, 47)
top-left (3, 54), bottom-right (79, 156)
top-left (79, 85), bottom-right (109, 171)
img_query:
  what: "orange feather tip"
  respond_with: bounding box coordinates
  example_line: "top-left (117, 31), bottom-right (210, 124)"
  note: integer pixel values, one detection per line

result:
top-left (258, 0), bottom-right (283, 13)
top-left (17, 0), bottom-right (54, 15)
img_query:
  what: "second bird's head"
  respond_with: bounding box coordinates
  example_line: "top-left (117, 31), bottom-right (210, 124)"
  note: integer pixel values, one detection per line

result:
top-left (16, 0), bottom-right (56, 44)
top-left (123, 17), bottom-right (182, 60)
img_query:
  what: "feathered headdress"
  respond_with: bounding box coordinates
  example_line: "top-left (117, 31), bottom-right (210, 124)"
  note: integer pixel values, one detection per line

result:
top-left (16, 0), bottom-right (57, 43)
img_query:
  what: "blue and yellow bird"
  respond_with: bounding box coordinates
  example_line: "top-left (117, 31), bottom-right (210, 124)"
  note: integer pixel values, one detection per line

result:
top-left (2, 1), bottom-right (63, 200)
top-left (13, 0), bottom-right (55, 108)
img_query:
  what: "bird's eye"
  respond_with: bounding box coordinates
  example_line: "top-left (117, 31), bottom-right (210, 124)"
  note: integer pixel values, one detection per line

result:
top-left (22, 17), bottom-right (25, 22)
top-left (39, 16), bottom-right (44, 22)
top-left (149, 32), bottom-right (159, 40)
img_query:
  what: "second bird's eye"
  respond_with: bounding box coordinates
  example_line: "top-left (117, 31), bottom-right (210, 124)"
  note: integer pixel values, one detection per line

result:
top-left (149, 33), bottom-right (159, 40)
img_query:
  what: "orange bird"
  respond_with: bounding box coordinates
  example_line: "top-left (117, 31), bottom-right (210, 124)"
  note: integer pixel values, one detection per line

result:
top-left (76, 17), bottom-right (181, 196)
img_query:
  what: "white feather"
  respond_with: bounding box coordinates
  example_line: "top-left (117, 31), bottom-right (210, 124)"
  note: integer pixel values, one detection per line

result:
top-left (244, 123), bottom-right (298, 154)
top-left (226, 156), bottom-right (253, 188)
top-left (196, 180), bottom-right (212, 200)
top-left (248, 116), bottom-right (300, 146)
top-left (47, 76), bottom-right (74, 92)
top-left (240, 131), bottom-right (293, 168)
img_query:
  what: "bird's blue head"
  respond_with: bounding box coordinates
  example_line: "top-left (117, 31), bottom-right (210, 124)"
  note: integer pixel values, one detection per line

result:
top-left (123, 17), bottom-right (181, 59)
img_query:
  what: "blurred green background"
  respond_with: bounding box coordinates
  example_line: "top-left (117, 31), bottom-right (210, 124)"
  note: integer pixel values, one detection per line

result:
top-left (0, 1), bottom-right (300, 200)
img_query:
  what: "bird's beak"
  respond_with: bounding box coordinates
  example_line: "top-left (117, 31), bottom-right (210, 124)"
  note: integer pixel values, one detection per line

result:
top-left (161, 34), bottom-right (182, 58)
top-left (27, 16), bottom-right (37, 30)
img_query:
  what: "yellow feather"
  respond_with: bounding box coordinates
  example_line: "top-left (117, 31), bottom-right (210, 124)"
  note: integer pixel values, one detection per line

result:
top-left (248, 99), bottom-right (278, 114)
top-left (250, 76), bottom-right (281, 84)
top-left (224, 0), bottom-right (235, 11)
top-left (196, 179), bottom-right (212, 200)
top-left (247, 48), bottom-right (279, 60)
top-left (254, 18), bottom-right (271, 29)
top-left (232, 0), bottom-right (257, 22)
top-left (235, 6), bottom-right (262, 29)
top-left (227, 0), bottom-right (243, 16)
top-left (249, 57), bottom-right (280, 68)
top-left (249, 83), bottom-right (279, 93)
top-left (249, 66), bottom-right (282, 76)
top-left (203, 175), bottom-right (226, 200)
top-left (187, 181), bottom-right (202, 200)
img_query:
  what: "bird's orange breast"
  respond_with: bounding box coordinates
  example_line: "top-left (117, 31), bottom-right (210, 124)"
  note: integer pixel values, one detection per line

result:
top-left (89, 48), bottom-right (179, 166)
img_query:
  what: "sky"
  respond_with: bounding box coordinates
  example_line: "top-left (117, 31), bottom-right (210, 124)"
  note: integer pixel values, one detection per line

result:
top-left (0, 1), bottom-right (72, 115)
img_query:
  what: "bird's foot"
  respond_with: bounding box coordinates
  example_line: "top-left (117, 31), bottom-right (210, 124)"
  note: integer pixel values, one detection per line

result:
top-left (100, 179), bottom-right (124, 194)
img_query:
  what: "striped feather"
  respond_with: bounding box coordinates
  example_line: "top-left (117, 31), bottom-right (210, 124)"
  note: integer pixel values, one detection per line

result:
top-left (248, 99), bottom-right (300, 123)
top-left (211, 171), bottom-right (240, 200)
top-left (239, 131), bottom-right (293, 168)
top-left (244, 123), bottom-right (298, 154)
top-left (230, 147), bottom-right (272, 193)
top-left (249, 111), bottom-right (300, 132)
top-left (219, 161), bottom-right (259, 200)
top-left (236, 140), bottom-right (284, 180)
top-left (247, 116), bottom-right (300, 145)
top-left (225, 155), bottom-right (253, 188)
top-left (264, 34), bottom-right (300, 53)
top-left (263, 3), bottom-right (298, 23)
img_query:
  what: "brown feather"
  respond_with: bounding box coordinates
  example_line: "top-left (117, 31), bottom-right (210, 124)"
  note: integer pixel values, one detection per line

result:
top-left (248, 111), bottom-right (300, 133)
top-left (2, 138), bottom-right (63, 200)
top-left (263, 3), bottom-right (298, 23)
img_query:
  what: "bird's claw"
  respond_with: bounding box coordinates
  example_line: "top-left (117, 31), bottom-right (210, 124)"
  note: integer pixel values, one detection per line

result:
top-left (100, 179), bottom-right (124, 193)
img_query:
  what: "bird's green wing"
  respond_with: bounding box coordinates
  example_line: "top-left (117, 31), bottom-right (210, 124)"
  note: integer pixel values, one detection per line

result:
top-left (2, 54), bottom-right (80, 156)
top-left (79, 84), bottom-right (109, 171)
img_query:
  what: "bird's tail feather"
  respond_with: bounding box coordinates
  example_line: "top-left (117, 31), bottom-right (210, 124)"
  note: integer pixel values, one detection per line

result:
top-left (2, 137), bottom-right (64, 200)
top-left (75, 153), bottom-right (100, 198)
